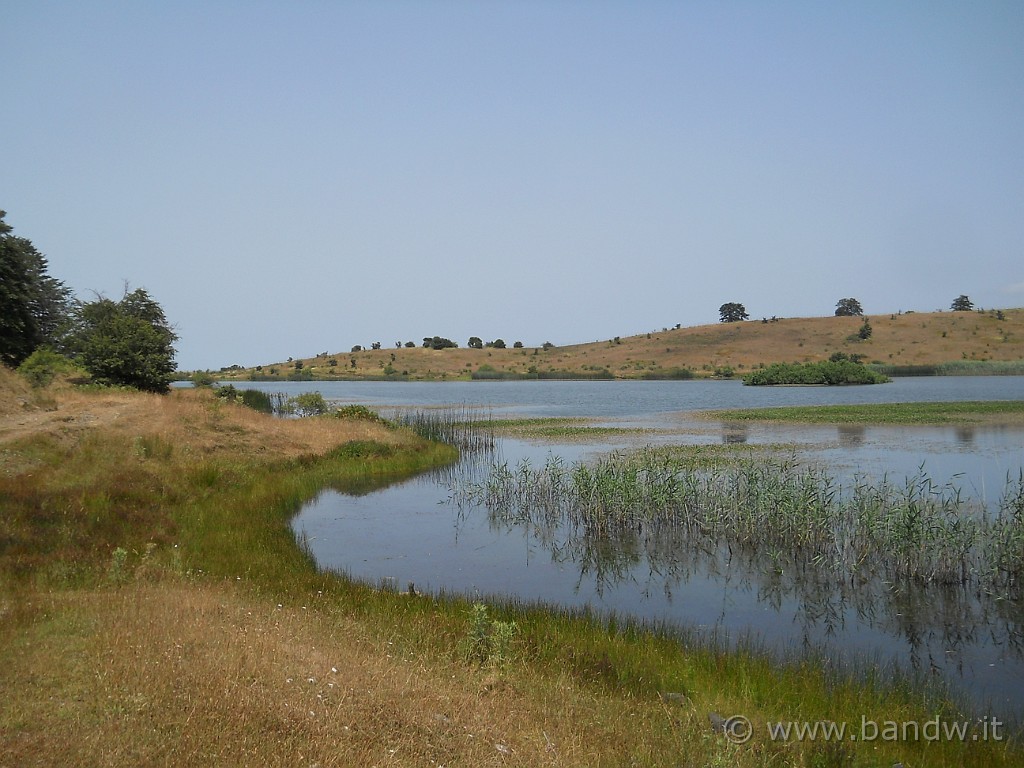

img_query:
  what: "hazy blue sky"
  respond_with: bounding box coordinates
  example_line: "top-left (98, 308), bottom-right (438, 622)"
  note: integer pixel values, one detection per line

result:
top-left (4, 1), bottom-right (1022, 370)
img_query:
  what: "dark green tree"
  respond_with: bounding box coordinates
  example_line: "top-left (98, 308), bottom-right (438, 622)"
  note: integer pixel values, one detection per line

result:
top-left (423, 336), bottom-right (457, 350)
top-left (468, 336), bottom-right (483, 349)
top-left (0, 211), bottom-right (73, 366)
top-left (834, 298), bottom-right (864, 317)
top-left (951, 295), bottom-right (974, 312)
top-left (718, 302), bottom-right (749, 323)
top-left (66, 287), bottom-right (178, 393)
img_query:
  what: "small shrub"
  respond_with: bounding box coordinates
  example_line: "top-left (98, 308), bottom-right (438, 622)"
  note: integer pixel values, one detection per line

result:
top-left (465, 602), bottom-right (491, 663)
top-left (190, 370), bottom-right (216, 387)
top-left (283, 392), bottom-right (330, 417)
top-left (462, 602), bottom-right (517, 668)
top-left (333, 404), bottom-right (386, 423)
top-left (215, 383), bottom-right (239, 401)
top-left (17, 347), bottom-right (80, 388)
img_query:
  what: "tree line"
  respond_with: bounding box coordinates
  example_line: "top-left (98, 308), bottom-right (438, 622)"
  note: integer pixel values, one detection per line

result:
top-left (0, 211), bottom-right (177, 392)
top-left (718, 295), bottom-right (980, 324)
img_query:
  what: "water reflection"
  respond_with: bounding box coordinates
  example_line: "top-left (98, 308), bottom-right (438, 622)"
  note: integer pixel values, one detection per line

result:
top-left (485, 499), bottom-right (1022, 642)
top-left (721, 422), bottom-right (749, 444)
top-left (472, 489), bottom-right (1024, 708)
top-left (837, 424), bottom-right (866, 447)
top-left (955, 426), bottom-right (976, 447)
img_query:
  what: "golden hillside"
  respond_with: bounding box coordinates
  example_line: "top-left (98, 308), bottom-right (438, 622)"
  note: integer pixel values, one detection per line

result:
top-left (220, 308), bottom-right (1024, 381)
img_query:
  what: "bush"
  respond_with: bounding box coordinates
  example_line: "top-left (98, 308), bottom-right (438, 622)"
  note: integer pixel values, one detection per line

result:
top-left (17, 347), bottom-right (80, 388)
top-left (743, 360), bottom-right (890, 386)
top-left (333, 404), bottom-right (386, 423)
top-left (215, 383), bottom-right (239, 401)
top-left (283, 391), bottom-right (330, 416)
top-left (190, 371), bottom-right (216, 387)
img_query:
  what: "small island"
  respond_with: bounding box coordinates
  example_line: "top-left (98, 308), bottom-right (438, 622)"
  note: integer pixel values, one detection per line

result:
top-left (742, 354), bottom-right (890, 386)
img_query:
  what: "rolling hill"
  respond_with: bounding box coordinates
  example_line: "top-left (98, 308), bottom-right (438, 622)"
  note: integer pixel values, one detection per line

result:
top-left (214, 308), bottom-right (1024, 381)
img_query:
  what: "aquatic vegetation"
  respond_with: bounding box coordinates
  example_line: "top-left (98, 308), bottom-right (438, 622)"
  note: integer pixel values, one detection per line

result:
top-left (389, 406), bottom-right (496, 454)
top-left (214, 384), bottom-right (283, 413)
top-left (455, 450), bottom-right (1024, 614)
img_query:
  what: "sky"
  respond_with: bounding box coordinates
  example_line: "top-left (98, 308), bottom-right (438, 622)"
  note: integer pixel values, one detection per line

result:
top-left (3, 1), bottom-right (1022, 371)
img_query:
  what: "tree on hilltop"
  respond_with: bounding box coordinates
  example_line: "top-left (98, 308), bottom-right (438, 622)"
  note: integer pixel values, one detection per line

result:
top-left (951, 295), bottom-right (974, 312)
top-left (718, 302), bottom-right (749, 323)
top-left (834, 298), bottom-right (863, 317)
top-left (423, 336), bottom-right (457, 350)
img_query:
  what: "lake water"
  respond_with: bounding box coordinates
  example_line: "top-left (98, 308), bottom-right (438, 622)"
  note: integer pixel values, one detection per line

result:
top-left (240, 377), bottom-right (1024, 717)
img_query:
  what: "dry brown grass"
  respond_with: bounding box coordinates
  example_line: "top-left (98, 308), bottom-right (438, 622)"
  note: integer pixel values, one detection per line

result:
top-left (219, 308), bottom-right (1024, 380)
top-left (1, 582), bottom-right (708, 767)
top-left (0, 385), bottom-right (409, 468)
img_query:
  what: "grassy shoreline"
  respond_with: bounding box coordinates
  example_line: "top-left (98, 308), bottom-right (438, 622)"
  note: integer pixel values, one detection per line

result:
top-left (702, 400), bottom-right (1024, 425)
top-left (1, 380), bottom-right (1019, 765)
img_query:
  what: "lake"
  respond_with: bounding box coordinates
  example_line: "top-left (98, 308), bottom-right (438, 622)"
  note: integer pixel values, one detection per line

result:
top-left (235, 377), bottom-right (1024, 717)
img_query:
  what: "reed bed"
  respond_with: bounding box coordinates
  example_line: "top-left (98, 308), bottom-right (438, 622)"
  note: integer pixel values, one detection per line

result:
top-left (456, 450), bottom-right (1024, 606)
top-left (388, 406), bottom-right (497, 455)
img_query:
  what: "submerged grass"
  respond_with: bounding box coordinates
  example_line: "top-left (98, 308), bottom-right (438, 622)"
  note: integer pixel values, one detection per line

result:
top-left (1, 381), bottom-right (1021, 766)
top-left (704, 400), bottom-right (1024, 425)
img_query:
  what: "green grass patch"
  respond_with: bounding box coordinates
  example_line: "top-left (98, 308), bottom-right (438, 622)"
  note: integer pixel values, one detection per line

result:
top-left (705, 400), bottom-right (1024, 425)
top-left (485, 417), bottom-right (654, 440)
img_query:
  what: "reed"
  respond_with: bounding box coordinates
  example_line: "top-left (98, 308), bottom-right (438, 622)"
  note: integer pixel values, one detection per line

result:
top-left (388, 405), bottom-right (496, 454)
top-left (457, 450), bottom-right (1024, 612)
top-left (870, 360), bottom-right (1024, 377)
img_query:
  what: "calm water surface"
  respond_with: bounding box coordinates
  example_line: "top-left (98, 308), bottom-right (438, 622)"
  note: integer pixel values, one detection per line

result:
top-left (274, 378), bottom-right (1024, 716)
